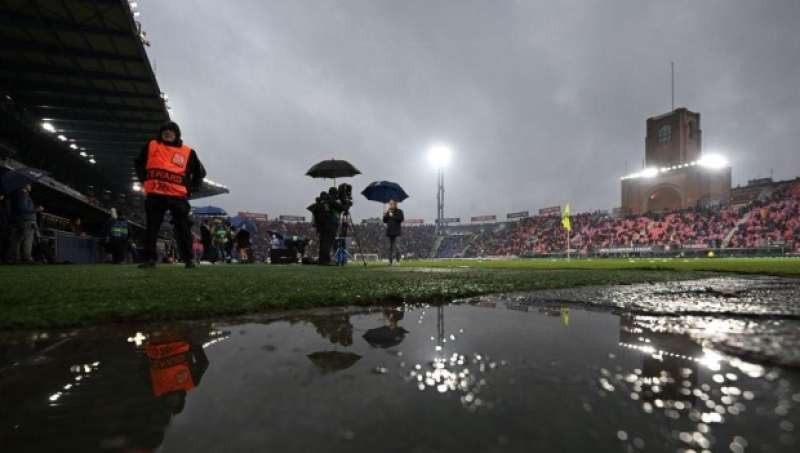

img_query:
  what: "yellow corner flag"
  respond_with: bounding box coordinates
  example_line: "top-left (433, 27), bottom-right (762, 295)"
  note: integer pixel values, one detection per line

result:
top-left (561, 203), bottom-right (572, 232)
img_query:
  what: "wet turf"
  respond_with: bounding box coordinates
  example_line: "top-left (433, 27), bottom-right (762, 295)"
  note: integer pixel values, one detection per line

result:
top-left (0, 263), bottom-right (707, 330)
top-left (401, 257), bottom-right (800, 276)
top-left (1, 257), bottom-right (797, 330)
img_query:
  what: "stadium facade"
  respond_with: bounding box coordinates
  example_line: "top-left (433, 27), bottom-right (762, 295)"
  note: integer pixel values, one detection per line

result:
top-left (621, 108), bottom-right (731, 215)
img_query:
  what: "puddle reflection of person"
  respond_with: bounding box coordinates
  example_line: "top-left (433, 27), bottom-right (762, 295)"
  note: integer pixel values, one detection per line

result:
top-left (363, 308), bottom-right (409, 348)
top-left (307, 314), bottom-right (354, 347)
top-left (146, 332), bottom-right (209, 412)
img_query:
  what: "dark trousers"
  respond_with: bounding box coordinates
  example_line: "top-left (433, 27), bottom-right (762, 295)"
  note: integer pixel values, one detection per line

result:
top-left (0, 225), bottom-right (9, 263)
top-left (318, 227), bottom-right (335, 264)
top-left (109, 238), bottom-right (127, 264)
top-left (144, 195), bottom-right (192, 263)
top-left (388, 235), bottom-right (400, 263)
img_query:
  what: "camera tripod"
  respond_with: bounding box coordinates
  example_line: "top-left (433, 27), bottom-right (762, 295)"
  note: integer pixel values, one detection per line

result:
top-left (334, 210), bottom-right (367, 266)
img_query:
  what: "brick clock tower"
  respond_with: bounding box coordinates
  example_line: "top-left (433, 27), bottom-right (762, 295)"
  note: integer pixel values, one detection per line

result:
top-left (621, 108), bottom-right (731, 215)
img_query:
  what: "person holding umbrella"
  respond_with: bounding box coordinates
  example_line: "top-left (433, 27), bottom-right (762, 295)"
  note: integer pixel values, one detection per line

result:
top-left (383, 199), bottom-right (404, 265)
top-left (134, 121), bottom-right (206, 269)
top-left (362, 181), bottom-right (409, 266)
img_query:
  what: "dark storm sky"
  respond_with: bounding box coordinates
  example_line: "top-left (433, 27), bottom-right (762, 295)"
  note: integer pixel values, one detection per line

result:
top-left (138, 0), bottom-right (800, 221)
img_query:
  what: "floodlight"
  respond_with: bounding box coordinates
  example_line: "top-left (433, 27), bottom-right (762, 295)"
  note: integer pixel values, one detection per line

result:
top-left (41, 122), bottom-right (56, 133)
top-left (697, 153), bottom-right (729, 169)
top-left (427, 144), bottom-right (452, 169)
top-left (640, 167), bottom-right (659, 178)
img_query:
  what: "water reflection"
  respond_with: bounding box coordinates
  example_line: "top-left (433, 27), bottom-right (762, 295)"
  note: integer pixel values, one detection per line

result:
top-left (0, 303), bottom-right (797, 452)
top-left (611, 315), bottom-right (797, 451)
top-left (146, 332), bottom-right (209, 402)
top-left (307, 351), bottom-right (362, 373)
top-left (0, 326), bottom-right (224, 452)
top-left (363, 308), bottom-right (408, 348)
top-left (304, 314), bottom-right (354, 347)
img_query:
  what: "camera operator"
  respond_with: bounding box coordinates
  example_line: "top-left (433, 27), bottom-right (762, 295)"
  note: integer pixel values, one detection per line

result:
top-left (309, 191), bottom-right (336, 265)
top-left (383, 199), bottom-right (404, 265)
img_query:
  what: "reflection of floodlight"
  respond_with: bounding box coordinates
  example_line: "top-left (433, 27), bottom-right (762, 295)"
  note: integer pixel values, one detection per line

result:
top-left (640, 167), bottom-right (659, 178)
top-left (427, 144), bottom-right (452, 169)
top-left (132, 182), bottom-right (142, 192)
top-left (41, 122), bottom-right (56, 133)
top-left (698, 153), bottom-right (728, 169)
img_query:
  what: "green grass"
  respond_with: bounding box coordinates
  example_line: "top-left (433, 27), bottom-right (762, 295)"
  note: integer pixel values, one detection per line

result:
top-left (0, 257), bottom-right (797, 330)
top-left (397, 257), bottom-right (800, 275)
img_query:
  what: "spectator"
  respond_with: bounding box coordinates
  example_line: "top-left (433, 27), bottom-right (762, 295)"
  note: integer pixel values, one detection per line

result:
top-left (106, 209), bottom-right (131, 264)
top-left (5, 184), bottom-right (40, 264)
top-left (0, 192), bottom-right (10, 263)
top-left (200, 219), bottom-right (212, 261)
top-left (70, 217), bottom-right (85, 237)
top-left (234, 227), bottom-right (252, 263)
top-left (211, 219), bottom-right (228, 263)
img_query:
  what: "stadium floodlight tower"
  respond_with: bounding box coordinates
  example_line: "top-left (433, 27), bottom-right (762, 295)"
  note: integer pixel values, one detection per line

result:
top-left (428, 144), bottom-right (452, 235)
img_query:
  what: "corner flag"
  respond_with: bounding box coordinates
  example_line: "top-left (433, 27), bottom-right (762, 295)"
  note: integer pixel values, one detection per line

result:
top-left (561, 203), bottom-right (571, 232)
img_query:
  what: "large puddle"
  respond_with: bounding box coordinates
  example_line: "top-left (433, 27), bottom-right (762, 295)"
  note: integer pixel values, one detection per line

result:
top-left (1, 277), bottom-right (800, 452)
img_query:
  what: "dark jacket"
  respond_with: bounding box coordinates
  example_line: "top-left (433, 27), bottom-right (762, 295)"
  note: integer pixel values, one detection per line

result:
top-left (108, 218), bottom-right (130, 240)
top-left (200, 223), bottom-right (212, 246)
top-left (0, 195), bottom-right (10, 229)
top-left (10, 189), bottom-right (36, 222)
top-left (383, 208), bottom-right (404, 237)
top-left (134, 128), bottom-right (207, 197)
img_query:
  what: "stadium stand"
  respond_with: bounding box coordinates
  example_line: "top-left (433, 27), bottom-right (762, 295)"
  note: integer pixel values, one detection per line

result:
top-left (1, 0), bottom-right (228, 263)
top-left (187, 177), bottom-right (799, 264)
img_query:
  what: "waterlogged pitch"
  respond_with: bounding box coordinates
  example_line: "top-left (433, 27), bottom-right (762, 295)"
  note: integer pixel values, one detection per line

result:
top-left (0, 257), bottom-right (797, 329)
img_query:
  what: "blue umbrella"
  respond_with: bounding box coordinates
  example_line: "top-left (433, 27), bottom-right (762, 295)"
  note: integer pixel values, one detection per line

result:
top-left (192, 206), bottom-right (228, 217)
top-left (229, 216), bottom-right (257, 231)
top-left (361, 181), bottom-right (409, 204)
top-left (1, 167), bottom-right (48, 194)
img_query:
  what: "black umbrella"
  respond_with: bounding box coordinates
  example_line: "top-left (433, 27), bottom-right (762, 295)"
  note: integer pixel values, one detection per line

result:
top-left (1, 167), bottom-right (48, 194)
top-left (363, 326), bottom-right (409, 349)
top-left (307, 351), bottom-right (362, 373)
top-left (361, 181), bottom-right (409, 204)
top-left (306, 159), bottom-right (361, 179)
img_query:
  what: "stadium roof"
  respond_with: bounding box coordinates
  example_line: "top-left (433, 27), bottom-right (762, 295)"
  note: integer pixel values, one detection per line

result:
top-left (0, 0), bottom-right (228, 199)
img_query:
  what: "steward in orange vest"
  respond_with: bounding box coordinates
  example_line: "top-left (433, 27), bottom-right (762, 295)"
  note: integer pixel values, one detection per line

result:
top-left (134, 121), bottom-right (206, 268)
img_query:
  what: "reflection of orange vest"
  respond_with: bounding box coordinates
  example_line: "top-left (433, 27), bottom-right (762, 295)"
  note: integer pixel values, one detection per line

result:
top-left (143, 140), bottom-right (192, 198)
top-left (147, 341), bottom-right (195, 397)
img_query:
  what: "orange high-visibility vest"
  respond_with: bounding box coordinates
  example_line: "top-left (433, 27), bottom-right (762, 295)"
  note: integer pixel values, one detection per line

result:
top-left (147, 340), bottom-right (195, 396)
top-left (143, 140), bottom-right (192, 198)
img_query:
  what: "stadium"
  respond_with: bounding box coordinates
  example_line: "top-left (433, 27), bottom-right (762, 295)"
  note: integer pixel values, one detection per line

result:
top-left (1, 1), bottom-right (799, 452)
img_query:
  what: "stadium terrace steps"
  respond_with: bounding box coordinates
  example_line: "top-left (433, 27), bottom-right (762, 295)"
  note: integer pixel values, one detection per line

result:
top-left (723, 210), bottom-right (754, 248)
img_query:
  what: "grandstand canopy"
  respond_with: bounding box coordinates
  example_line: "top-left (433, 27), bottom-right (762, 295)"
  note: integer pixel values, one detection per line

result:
top-left (0, 0), bottom-right (228, 199)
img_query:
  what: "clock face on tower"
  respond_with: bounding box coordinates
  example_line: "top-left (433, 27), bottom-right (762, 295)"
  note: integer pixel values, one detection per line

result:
top-left (658, 125), bottom-right (671, 144)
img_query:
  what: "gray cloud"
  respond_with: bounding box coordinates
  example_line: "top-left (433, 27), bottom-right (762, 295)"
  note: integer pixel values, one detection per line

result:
top-left (139, 0), bottom-right (800, 220)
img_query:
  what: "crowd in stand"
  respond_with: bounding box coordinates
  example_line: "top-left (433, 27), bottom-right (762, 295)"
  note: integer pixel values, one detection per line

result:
top-left (729, 184), bottom-right (800, 249)
top-left (3, 178), bottom-right (799, 264)
top-left (455, 181), bottom-right (800, 257)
